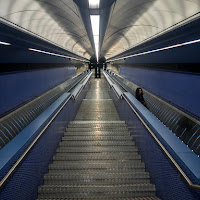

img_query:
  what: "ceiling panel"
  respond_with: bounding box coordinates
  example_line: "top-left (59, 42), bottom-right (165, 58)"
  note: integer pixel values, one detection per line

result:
top-left (0, 0), bottom-right (92, 59)
top-left (1, 0), bottom-right (200, 61)
top-left (101, 0), bottom-right (200, 59)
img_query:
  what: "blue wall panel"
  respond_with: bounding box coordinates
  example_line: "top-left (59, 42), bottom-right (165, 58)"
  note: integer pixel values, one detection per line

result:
top-left (110, 17), bottom-right (200, 63)
top-left (123, 42), bottom-right (200, 63)
top-left (0, 67), bottom-right (76, 116)
top-left (108, 88), bottom-right (200, 200)
top-left (0, 45), bottom-right (71, 63)
top-left (0, 84), bottom-right (89, 200)
top-left (119, 66), bottom-right (200, 118)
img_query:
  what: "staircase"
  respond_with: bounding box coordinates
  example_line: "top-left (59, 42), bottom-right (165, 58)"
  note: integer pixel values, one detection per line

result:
top-left (37, 76), bottom-right (159, 199)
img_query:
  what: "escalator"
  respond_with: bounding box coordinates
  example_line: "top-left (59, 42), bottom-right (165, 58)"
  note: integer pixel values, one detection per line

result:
top-left (37, 75), bottom-right (159, 199)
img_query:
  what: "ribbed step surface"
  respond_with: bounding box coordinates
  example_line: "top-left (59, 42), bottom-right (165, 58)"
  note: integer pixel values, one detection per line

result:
top-left (53, 152), bottom-right (141, 161)
top-left (38, 184), bottom-right (156, 198)
top-left (56, 146), bottom-right (138, 153)
top-left (64, 131), bottom-right (131, 136)
top-left (62, 135), bottom-right (132, 141)
top-left (59, 140), bottom-right (135, 147)
top-left (38, 198), bottom-right (160, 200)
top-left (37, 77), bottom-right (159, 199)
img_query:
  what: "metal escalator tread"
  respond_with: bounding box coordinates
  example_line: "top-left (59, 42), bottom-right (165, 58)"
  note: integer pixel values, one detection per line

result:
top-left (59, 141), bottom-right (135, 147)
top-left (69, 120), bottom-right (126, 124)
top-left (53, 152), bottom-right (141, 161)
top-left (64, 131), bottom-right (131, 136)
top-left (44, 171), bottom-right (150, 179)
top-left (38, 184), bottom-right (156, 198)
top-left (66, 127), bottom-right (129, 132)
top-left (62, 135), bottom-right (132, 141)
top-left (38, 76), bottom-right (159, 199)
top-left (56, 146), bottom-right (138, 153)
top-left (38, 198), bottom-right (160, 200)
top-left (48, 162), bottom-right (145, 170)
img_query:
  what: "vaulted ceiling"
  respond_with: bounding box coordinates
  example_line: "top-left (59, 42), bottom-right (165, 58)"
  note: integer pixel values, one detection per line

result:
top-left (0, 0), bottom-right (200, 61)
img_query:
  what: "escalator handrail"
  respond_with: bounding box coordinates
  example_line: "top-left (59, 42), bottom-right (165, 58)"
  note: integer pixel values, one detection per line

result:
top-left (123, 94), bottom-right (200, 190)
top-left (0, 71), bottom-right (91, 189)
top-left (105, 70), bottom-right (200, 190)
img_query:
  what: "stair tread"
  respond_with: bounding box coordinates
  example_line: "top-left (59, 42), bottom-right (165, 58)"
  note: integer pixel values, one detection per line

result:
top-left (38, 78), bottom-right (158, 200)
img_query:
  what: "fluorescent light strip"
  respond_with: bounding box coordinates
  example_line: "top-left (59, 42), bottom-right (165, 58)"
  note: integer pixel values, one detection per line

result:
top-left (90, 15), bottom-right (100, 62)
top-left (29, 48), bottom-right (87, 62)
top-left (0, 41), bottom-right (11, 45)
top-left (89, 0), bottom-right (100, 9)
top-left (108, 38), bottom-right (200, 62)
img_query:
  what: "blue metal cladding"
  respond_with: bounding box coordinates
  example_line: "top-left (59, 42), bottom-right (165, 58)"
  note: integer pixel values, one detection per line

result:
top-left (109, 70), bottom-right (200, 155)
top-left (119, 66), bottom-right (200, 120)
top-left (108, 88), bottom-right (200, 200)
top-left (0, 67), bottom-right (76, 116)
top-left (0, 85), bottom-right (89, 200)
top-left (0, 71), bottom-right (87, 149)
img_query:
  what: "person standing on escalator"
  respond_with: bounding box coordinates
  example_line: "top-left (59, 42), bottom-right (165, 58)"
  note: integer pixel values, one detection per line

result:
top-left (135, 87), bottom-right (148, 108)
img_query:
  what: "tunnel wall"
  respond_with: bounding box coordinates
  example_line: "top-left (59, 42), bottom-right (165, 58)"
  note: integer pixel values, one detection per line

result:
top-left (108, 87), bottom-right (200, 200)
top-left (119, 66), bottom-right (200, 118)
top-left (0, 67), bottom-right (76, 116)
top-left (0, 84), bottom-right (89, 200)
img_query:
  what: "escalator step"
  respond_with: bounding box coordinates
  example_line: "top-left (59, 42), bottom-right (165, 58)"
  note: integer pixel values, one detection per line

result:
top-left (44, 172), bottom-right (150, 185)
top-left (56, 146), bottom-right (138, 153)
top-left (48, 162), bottom-right (145, 170)
top-left (69, 121), bottom-right (126, 124)
top-left (53, 152), bottom-right (141, 161)
top-left (38, 197), bottom-right (160, 200)
top-left (38, 184), bottom-right (156, 198)
top-left (62, 135), bottom-right (132, 141)
top-left (64, 131), bottom-right (131, 136)
top-left (59, 141), bottom-right (135, 147)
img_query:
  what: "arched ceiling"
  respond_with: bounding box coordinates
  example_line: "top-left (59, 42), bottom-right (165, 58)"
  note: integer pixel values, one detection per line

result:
top-left (0, 0), bottom-right (93, 59)
top-left (0, 0), bottom-right (200, 61)
top-left (101, 0), bottom-right (200, 60)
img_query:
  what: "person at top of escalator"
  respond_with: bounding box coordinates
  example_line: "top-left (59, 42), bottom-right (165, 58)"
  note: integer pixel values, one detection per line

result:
top-left (135, 87), bottom-right (148, 108)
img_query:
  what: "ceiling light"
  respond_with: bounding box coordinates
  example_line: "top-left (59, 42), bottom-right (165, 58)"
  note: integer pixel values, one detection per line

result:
top-left (90, 15), bottom-right (100, 62)
top-left (0, 41), bottom-right (11, 45)
top-left (108, 38), bottom-right (200, 62)
top-left (89, 0), bottom-right (100, 9)
top-left (28, 48), bottom-right (87, 62)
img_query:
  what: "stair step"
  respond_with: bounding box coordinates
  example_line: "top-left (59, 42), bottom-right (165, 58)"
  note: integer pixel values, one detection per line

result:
top-left (44, 172), bottom-right (150, 185)
top-left (38, 184), bottom-right (156, 198)
top-left (69, 121), bottom-right (126, 124)
top-left (44, 178), bottom-right (150, 185)
top-left (59, 141), bottom-right (135, 147)
top-left (56, 146), bottom-right (138, 153)
top-left (64, 131), bottom-right (130, 136)
top-left (48, 168), bottom-right (146, 174)
top-left (48, 162), bottom-right (145, 170)
top-left (45, 171), bottom-right (150, 179)
top-left (68, 124), bottom-right (127, 128)
top-left (53, 152), bottom-right (141, 161)
top-left (62, 135), bottom-right (132, 141)
top-left (38, 197), bottom-right (160, 200)
top-left (66, 127), bottom-right (128, 131)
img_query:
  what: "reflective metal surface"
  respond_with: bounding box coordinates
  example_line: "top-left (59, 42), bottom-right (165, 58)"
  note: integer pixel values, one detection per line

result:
top-left (0, 71), bottom-right (89, 150)
top-left (102, 0), bottom-right (200, 59)
top-left (1, 1), bottom-right (200, 60)
top-left (109, 71), bottom-right (200, 155)
top-left (38, 75), bottom-right (159, 199)
top-left (0, 0), bottom-right (92, 58)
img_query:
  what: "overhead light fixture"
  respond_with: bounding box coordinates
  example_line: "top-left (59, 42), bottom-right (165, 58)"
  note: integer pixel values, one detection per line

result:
top-left (90, 15), bottom-right (100, 62)
top-left (28, 48), bottom-right (87, 62)
top-left (0, 41), bottom-right (11, 45)
top-left (89, 0), bottom-right (100, 9)
top-left (108, 38), bottom-right (200, 62)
